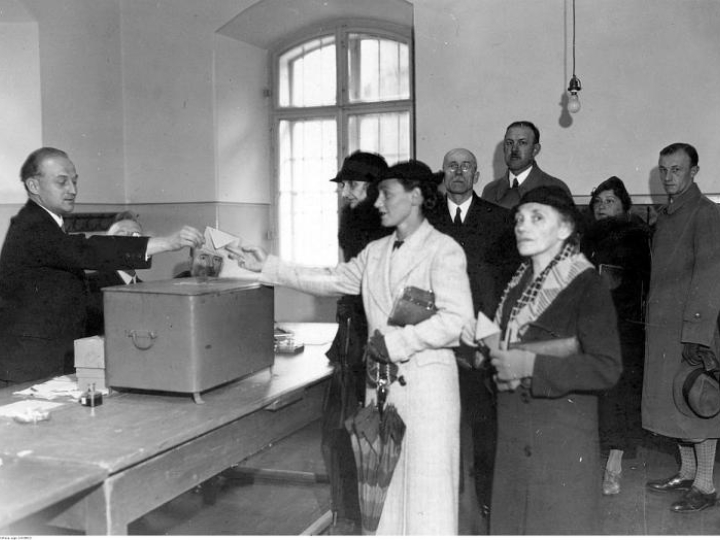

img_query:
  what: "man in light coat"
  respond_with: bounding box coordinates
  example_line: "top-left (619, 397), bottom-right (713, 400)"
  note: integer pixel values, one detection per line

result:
top-left (481, 120), bottom-right (571, 209)
top-left (643, 142), bottom-right (720, 513)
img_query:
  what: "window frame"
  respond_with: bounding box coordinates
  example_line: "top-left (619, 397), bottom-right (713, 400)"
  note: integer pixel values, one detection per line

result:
top-left (269, 19), bottom-right (415, 262)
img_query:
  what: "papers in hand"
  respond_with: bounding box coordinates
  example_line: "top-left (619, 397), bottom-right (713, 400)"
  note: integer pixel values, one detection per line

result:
top-left (205, 227), bottom-right (241, 251)
top-left (475, 312), bottom-right (500, 342)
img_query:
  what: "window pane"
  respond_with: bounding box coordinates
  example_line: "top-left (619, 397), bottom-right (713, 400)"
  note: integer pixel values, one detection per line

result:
top-left (348, 33), bottom-right (409, 103)
top-left (279, 36), bottom-right (336, 107)
top-left (278, 118), bottom-right (338, 266)
top-left (348, 111), bottom-right (411, 164)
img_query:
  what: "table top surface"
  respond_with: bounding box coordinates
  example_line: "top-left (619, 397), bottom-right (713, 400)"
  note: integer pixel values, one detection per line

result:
top-left (0, 455), bottom-right (107, 528)
top-left (0, 323), bottom-right (336, 475)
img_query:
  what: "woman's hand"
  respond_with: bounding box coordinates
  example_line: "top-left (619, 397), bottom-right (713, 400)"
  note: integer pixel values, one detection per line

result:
top-left (226, 245), bottom-right (268, 272)
top-left (488, 345), bottom-right (536, 390)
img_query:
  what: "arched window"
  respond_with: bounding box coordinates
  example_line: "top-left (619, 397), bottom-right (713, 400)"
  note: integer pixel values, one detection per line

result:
top-left (272, 21), bottom-right (413, 266)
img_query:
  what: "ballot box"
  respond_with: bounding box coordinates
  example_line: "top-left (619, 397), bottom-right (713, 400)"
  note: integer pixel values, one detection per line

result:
top-left (103, 277), bottom-right (274, 397)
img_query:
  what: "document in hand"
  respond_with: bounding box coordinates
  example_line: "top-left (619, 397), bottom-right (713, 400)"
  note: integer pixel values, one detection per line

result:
top-left (203, 226), bottom-right (258, 279)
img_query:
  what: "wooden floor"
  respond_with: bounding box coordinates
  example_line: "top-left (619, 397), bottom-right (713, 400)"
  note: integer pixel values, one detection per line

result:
top-left (14, 419), bottom-right (720, 535)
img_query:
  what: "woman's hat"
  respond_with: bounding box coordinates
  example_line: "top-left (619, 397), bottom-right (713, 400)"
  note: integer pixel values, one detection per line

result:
top-left (673, 361), bottom-right (720, 418)
top-left (330, 151), bottom-right (388, 184)
top-left (382, 159), bottom-right (444, 185)
top-left (516, 185), bottom-right (580, 226)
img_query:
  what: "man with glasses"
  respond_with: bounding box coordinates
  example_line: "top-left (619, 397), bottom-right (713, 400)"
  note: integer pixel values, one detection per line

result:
top-left (428, 147), bottom-right (518, 531)
top-left (482, 120), bottom-right (571, 209)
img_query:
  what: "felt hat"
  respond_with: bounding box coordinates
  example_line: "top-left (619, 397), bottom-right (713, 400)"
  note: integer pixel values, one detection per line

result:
top-left (330, 151), bottom-right (388, 184)
top-left (382, 159), bottom-right (443, 185)
top-left (516, 185), bottom-right (581, 227)
top-left (673, 361), bottom-right (720, 419)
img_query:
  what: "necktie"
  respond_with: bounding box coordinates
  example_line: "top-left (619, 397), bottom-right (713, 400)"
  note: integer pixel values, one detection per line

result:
top-left (453, 207), bottom-right (463, 225)
top-left (511, 177), bottom-right (519, 190)
top-left (393, 240), bottom-right (404, 251)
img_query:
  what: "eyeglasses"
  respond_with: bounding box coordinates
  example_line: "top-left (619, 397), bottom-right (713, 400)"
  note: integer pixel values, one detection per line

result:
top-left (446, 162), bottom-right (475, 173)
top-left (594, 197), bottom-right (618, 208)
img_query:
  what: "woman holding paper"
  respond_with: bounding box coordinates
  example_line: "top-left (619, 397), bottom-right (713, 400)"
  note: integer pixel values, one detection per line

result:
top-left (481, 186), bottom-right (622, 535)
top-left (229, 160), bottom-right (474, 535)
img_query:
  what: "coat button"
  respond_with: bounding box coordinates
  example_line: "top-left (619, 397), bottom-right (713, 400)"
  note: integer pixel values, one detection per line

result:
top-left (524, 445), bottom-right (532, 457)
top-left (695, 312), bottom-right (701, 319)
top-left (521, 391), bottom-right (530, 404)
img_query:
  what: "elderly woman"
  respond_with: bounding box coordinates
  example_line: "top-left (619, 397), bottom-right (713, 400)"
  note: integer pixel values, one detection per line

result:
top-left (231, 160), bottom-right (474, 535)
top-left (482, 186), bottom-right (622, 535)
top-left (582, 176), bottom-right (651, 496)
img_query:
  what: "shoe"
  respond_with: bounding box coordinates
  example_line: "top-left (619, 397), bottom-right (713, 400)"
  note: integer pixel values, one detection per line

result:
top-left (603, 469), bottom-right (621, 496)
top-left (646, 474), bottom-right (694, 493)
top-left (670, 487), bottom-right (718, 513)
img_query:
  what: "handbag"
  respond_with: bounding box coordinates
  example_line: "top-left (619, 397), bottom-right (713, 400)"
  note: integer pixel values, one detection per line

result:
top-left (387, 286), bottom-right (437, 327)
top-left (509, 336), bottom-right (580, 357)
top-left (506, 336), bottom-right (580, 388)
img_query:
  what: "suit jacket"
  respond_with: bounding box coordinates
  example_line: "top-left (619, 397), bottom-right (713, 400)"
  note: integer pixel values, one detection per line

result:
top-left (428, 193), bottom-right (519, 317)
top-left (85, 270), bottom-right (141, 337)
top-left (481, 163), bottom-right (572, 209)
top-left (261, 219), bottom-right (474, 534)
top-left (0, 200), bottom-right (150, 382)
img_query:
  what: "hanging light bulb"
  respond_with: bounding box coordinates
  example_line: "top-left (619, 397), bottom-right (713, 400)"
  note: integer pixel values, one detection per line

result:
top-left (566, 0), bottom-right (582, 114)
top-left (567, 74), bottom-right (582, 113)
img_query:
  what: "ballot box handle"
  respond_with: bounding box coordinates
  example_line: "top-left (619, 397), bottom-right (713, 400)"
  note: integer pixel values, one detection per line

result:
top-left (126, 330), bottom-right (158, 350)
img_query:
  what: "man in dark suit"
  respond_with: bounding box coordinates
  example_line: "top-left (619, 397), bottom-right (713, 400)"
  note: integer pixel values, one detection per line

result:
top-left (0, 147), bottom-right (204, 385)
top-left (482, 120), bottom-right (571, 208)
top-left (428, 147), bottom-right (519, 527)
top-left (85, 211), bottom-right (145, 336)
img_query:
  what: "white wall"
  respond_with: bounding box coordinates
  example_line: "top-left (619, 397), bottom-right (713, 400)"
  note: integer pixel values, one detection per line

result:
top-left (4, 0), bottom-right (720, 322)
top-left (413, 0), bottom-right (720, 203)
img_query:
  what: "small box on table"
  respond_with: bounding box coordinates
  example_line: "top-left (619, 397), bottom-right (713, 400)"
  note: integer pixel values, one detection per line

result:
top-left (74, 335), bottom-right (107, 391)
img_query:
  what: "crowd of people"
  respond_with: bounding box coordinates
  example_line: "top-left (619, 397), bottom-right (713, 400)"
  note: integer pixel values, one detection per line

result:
top-left (1, 126), bottom-right (719, 535)
top-left (229, 124), bottom-right (720, 535)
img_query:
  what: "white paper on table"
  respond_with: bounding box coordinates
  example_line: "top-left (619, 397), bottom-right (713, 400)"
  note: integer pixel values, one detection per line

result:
top-left (13, 375), bottom-right (81, 400)
top-left (0, 399), bottom-right (65, 418)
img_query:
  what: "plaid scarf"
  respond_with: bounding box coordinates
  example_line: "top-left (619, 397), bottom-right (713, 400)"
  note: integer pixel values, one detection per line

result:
top-left (495, 242), bottom-right (594, 343)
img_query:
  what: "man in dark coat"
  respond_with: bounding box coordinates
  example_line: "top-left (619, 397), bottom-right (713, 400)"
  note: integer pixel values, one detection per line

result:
top-left (481, 120), bottom-right (571, 209)
top-left (0, 147), bottom-right (204, 385)
top-left (643, 143), bottom-right (720, 513)
top-left (85, 211), bottom-right (145, 336)
top-left (427, 147), bottom-right (519, 527)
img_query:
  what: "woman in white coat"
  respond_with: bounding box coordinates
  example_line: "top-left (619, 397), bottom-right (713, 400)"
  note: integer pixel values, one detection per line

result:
top-left (231, 160), bottom-right (474, 535)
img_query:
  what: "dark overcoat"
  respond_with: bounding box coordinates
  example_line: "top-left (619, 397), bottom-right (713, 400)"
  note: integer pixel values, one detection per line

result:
top-left (491, 268), bottom-right (622, 535)
top-left (0, 200), bottom-right (151, 382)
top-left (481, 163), bottom-right (572, 209)
top-left (643, 183), bottom-right (720, 439)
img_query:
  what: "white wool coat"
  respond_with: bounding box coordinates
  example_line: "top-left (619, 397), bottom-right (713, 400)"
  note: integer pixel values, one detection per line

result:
top-left (260, 219), bottom-right (474, 535)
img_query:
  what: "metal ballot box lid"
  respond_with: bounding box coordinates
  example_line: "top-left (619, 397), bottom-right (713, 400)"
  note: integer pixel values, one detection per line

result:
top-left (103, 277), bottom-right (274, 400)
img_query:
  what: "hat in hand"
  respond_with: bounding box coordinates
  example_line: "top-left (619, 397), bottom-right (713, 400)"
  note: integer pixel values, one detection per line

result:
top-left (673, 360), bottom-right (720, 419)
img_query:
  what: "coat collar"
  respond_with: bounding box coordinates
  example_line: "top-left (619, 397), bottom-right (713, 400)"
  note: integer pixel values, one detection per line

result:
top-left (663, 182), bottom-right (701, 215)
top-left (368, 218), bottom-right (436, 312)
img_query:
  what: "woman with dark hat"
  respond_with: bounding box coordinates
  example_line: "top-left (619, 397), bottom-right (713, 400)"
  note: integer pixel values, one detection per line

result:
top-left (479, 185), bottom-right (622, 534)
top-left (230, 159), bottom-right (474, 535)
top-left (582, 176), bottom-right (651, 496)
top-left (322, 151), bottom-right (391, 534)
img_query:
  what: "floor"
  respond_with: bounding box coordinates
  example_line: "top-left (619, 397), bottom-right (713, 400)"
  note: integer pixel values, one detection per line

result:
top-left (11, 418), bottom-right (720, 535)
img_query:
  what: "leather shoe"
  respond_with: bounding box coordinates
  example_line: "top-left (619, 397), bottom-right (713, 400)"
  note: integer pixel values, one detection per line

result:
top-left (646, 474), bottom-right (694, 493)
top-left (670, 487), bottom-right (718, 513)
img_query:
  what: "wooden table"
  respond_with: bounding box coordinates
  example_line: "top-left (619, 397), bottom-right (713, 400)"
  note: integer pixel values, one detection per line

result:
top-left (0, 322), bottom-right (335, 535)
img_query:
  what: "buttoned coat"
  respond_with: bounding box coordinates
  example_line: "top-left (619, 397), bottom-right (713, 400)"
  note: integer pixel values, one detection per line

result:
top-left (261, 219), bottom-right (474, 535)
top-left (481, 163), bottom-right (572, 209)
top-left (491, 268), bottom-right (622, 535)
top-left (643, 183), bottom-right (720, 439)
top-left (0, 200), bottom-right (151, 382)
top-left (428, 193), bottom-right (518, 317)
